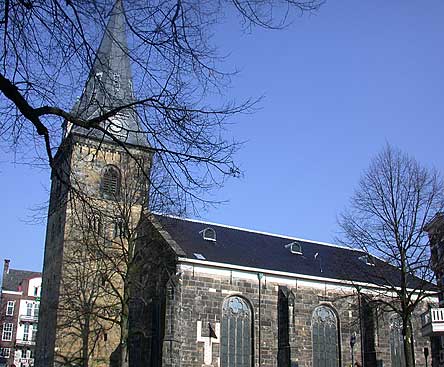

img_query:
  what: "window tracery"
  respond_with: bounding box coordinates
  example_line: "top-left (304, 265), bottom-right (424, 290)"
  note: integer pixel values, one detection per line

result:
top-left (390, 315), bottom-right (406, 367)
top-left (312, 305), bottom-right (339, 367)
top-left (220, 296), bottom-right (252, 367)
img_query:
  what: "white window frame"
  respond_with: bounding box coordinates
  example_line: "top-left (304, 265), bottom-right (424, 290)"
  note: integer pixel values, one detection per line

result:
top-left (26, 302), bottom-right (32, 316)
top-left (2, 323), bottom-right (13, 341)
top-left (200, 227), bottom-right (216, 241)
top-left (23, 324), bottom-right (29, 341)
top-left (31, 324), bottom-right (38, 342)
top-left (33, 302), bottom-right (39, 318)
top-left (0, 347), bottom-right (10, 358)
top-left (290, 242), bottom-right (303, 255)
top-left (5, 301), bottom-right (14, 316)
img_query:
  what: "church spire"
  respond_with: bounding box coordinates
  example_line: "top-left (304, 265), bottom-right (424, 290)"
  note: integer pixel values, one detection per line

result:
top-left (70, 0), bottom-right (149, 147)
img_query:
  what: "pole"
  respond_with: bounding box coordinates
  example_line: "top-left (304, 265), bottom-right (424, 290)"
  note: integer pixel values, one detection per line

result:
top-left (257, 272), bottom-right (264, 366)
top-left (351, 345), bottom-right (355, 367)
top-left (357, 288), bottom-right (364, 366)
top-left (350, 334), bottom-right (356, 367)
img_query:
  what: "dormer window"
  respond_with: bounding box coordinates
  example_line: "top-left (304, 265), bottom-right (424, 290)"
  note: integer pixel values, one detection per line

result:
top-left (358, 254), bottom-right (375, 266)
top-left (285, 241), bottom-right (303, 255)
top-left (200, 227), bottom-right (216, 242)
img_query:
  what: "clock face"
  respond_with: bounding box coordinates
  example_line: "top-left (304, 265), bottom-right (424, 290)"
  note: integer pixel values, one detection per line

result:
top-left (108, 118), bottom-right (123, 133)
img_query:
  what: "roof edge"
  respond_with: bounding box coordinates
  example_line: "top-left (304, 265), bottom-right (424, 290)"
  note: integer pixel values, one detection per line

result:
top-left (424, 212), bottom-right (444, 232)
top-left (178, 257), bottom-right (438, 296)
top-left (148, 213), bottom-right (187, 257)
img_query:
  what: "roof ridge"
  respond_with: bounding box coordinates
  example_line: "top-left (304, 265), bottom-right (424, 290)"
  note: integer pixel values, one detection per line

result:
top-left (153, 213), bottom-right (361, 252)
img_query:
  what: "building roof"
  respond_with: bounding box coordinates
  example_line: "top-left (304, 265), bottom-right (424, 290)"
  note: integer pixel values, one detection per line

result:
top-left (2, 269), bottom-right (41, 292)
top-left (154, 215), bottom-right (432, 289)
top-left (69, 0), bottom-right (150, 148)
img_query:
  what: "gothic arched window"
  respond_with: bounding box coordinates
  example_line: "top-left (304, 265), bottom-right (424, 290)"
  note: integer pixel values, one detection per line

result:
top-left (312, 305), bottom-right (340, 367)
top-left (101, 165), bottom-right (121, 198)
top-left (220, 296), bottom-right (252, 367)
top-left (88, 213), bottom-right (102, 237)
top-left (390, 315), bottom-right (406, 367)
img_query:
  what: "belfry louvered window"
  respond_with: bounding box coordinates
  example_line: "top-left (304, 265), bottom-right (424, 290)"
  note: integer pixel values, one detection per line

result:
top-left (390, 315), bottom-right (406, 367)
top-left (312, 305), bottom-right (340, 367)
top-left (220, 296), bottom-right (252, 367)
top-left (101, 165), bottom-right (121, 198)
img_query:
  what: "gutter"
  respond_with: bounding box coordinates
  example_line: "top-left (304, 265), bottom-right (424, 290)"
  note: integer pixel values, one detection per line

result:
top-left (177, 257), bottom-right (437, 296)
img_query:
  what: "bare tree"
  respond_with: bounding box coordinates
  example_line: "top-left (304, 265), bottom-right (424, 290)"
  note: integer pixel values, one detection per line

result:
top-left (1, 2), bottom-right (322, 366)
top-left (57, 243), bottom-right (114, 367)
top-left (339, 145), bottom-right (444, 367)
top-left (0, 0), bottom-right (322, 211)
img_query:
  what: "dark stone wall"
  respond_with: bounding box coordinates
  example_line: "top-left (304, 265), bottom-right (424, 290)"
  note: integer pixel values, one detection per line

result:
top-left (35, 143), bottom-right (71, 367)
top-left (147, 262), bottom-right (433, 367)
top-left (361, 296), bottom-right (377, 367)
top-left (130, 217), bottom-right (179, 367)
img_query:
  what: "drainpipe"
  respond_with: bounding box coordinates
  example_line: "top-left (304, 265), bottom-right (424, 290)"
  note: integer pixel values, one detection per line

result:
top-left (257, 272), bottom-right (264, 367)
top-left (358, 287), bottom-right (364, 366)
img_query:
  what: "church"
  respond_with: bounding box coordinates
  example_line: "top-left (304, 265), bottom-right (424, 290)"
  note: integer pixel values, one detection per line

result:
top-left (34, 1), bottom-right (437, 367)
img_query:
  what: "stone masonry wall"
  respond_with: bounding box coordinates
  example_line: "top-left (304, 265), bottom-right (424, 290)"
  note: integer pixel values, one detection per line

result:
top-left (171, 263), bottom-right (432, 367)
top-left (37, 135), bottom-right (152, 367)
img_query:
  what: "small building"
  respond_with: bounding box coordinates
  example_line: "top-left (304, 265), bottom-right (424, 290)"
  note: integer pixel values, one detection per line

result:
top-left (422, 213), bottom-right (444, 367)
top-left (0, 260), bottom-right (41, 367)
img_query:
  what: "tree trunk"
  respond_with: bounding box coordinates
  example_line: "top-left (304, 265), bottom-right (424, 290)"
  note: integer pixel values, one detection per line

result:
top-left (403, 316), bottom-right (415, 367)
top-left (121, 288), bottom-right (129, 367)
top-left (82, 316), bottom-right (90, 367)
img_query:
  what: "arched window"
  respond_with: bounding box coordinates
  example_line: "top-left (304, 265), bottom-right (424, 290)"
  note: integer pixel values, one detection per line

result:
top-left (88, 213), bottom-right (102, 237)
top-left (101, 165), bottom-right (121, 198)
top-left (390, 315), bottom-right (406, 367)
top-left (312, 305), bottom-right (340, 367)
top-left (220, 296), bottom-right (252, 367)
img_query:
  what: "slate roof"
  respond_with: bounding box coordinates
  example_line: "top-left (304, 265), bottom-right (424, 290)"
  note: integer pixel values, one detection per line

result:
top-left (70, 0), bottom-right (150, 148)
top-left (154, 215), bottom-right (432, 289)
top-left (2, 269), bottom-right (41, 292)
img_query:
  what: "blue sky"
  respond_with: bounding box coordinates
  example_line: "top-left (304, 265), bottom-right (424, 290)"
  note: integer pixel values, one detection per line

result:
top-left (1, 0), bottom-right (444, 272)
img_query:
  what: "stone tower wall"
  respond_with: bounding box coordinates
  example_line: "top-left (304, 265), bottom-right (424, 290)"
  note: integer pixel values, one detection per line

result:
top-left (36, 136), bottom-right (151, 367)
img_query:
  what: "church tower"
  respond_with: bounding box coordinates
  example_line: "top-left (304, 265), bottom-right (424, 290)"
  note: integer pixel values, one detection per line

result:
top-left (36, 1), bottom-right (151, 366)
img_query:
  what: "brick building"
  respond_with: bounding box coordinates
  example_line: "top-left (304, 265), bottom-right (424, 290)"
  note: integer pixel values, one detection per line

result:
top-left (34, 1), bottom-right (437, 366)
top-left (0, 260), bottom-right (41, 367)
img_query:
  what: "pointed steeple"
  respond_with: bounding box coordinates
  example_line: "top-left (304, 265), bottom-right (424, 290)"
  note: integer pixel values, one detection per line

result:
top-left (70, 0), bottom-right (149, 148)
